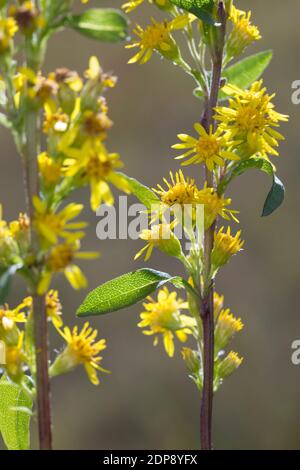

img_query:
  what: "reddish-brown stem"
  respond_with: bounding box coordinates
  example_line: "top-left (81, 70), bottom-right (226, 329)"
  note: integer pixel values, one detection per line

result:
top-left (200, 1), bottom-right (227, 451)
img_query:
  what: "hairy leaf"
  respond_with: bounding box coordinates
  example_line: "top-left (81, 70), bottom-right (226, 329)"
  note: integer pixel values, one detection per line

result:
top-left (170, 0), bottom-right (217, 25)
top-left (0, 375), bottom-right (32, 450)
top-left (77, 268), bottom-right (192, 317)
top-left (116, 173), bottom-right (160, 210)
top-left (65, 9), bottom-right (128, 42)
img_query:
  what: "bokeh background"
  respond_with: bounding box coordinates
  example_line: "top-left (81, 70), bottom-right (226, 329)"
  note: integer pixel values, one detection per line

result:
top-left (0, 0), bottom-right (299, 450)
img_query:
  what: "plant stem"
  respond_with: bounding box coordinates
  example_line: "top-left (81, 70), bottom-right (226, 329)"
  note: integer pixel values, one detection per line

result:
top-left (24, 101), bottom-right (53, 449)
top-left (199, 1), bottom-right (227, 451)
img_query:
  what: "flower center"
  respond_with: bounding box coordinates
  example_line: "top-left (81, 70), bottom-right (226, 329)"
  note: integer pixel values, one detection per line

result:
top-left (196, 135), bottom-right (220, 160)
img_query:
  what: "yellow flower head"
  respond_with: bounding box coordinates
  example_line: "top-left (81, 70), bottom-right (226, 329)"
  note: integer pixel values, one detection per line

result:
top-left (214, 291), bottom-right (224, 320)
top-left (63, 140), bottom-right (130, 211)
top-left (138, 287), bottom-right (194, 357)
top-left (217, 351), bottom-right (243, 379)
top-left (46, 290), bottom-right (63, 327)
top-left (215, 308), bottom-right (244, 351)
top-left (215, 80), bottom-right (289, 159)
top-left (5, 332), bottom-right (26, 383)
top-left (154, 170), bottom-right (199, 207)
top-left (38, 152), bottom-right (62, 186)
top-left (33, 197), bottom-right (87, 246)
top-left (212, 226), bottom-right (244, 268)
top-left (0, 17), bottom-right (18, 53)
top-left (0, 302), bottom-right (27, 332)
top-left (82, 110), bottom-right (113, 140)
top-left (38, 241), bottom-right (98, 294)
top-left (196, 184), bottom-right (239, 229)
top-left (43, 105), bottom-right (69, 134)
top-left (227, 6), bottom-right (261, 57)
top-left (126, 15), bottom-right (188, 64)
top-left (51, 322), bottom-right (108, 385)
top-left (173, 123), bottom-right (240, 171)
top-left (134, 222), bottom-right (182, 261)
top-left (9, 1), bottom-right (45, 33)
top-left (122, 0), bottom-right (171, 13)
top-left (181, 347), bottom-right (200, 374)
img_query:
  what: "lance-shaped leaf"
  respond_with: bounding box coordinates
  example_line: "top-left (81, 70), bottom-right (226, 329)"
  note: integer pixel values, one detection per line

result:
top-left (194, 50), bottom-right (273, 100)
top-left (170, 0), bottom-right (217, 25)
top-left (218, 157), bottom-right (285, 216)
top-left (0, 375), bottom-right (33, 450)
top-left (77, 268), bottom-right (196, 317)
top-left (65, 9), bottom-right (128, 42)
top-left (116, 173), bottom-right (160, 210)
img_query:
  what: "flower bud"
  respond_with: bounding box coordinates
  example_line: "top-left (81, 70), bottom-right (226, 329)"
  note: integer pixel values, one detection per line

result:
top-left (217, 351), bottom-right (243, 379)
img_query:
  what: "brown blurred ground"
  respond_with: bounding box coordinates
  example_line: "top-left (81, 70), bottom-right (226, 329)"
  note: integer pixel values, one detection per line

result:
top-left (1, 0), bottom-right (300, 450)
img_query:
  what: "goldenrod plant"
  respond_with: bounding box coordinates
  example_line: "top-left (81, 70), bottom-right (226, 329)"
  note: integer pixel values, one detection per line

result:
top-left (78, 0), bottom-right (288, 449)
top-left (0, 0), bottom-right (129, 450)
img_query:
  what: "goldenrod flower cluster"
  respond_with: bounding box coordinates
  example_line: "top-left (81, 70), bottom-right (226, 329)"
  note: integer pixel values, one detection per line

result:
top-left (125, 1), bottom-right (289, 393)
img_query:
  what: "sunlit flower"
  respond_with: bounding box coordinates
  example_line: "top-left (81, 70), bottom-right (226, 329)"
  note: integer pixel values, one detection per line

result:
top-left (217, 351), bottom-right (243, 379)
top-left (50, 322), bottom-right (109, 385)
top-left (154, 170), bottom-right (199, 207)
top-left (38, 241), bottom-right (99, 294)
top-left (196, 184), bottom-right (239, 229)
top-left (38, 152), bottom-right (62, 186)
top-left (63, 140), bottom-right (130, 211)
top-left (5, 332), bottom-right (26, 383)
top-left (0, 302), bottom-right (27, 332)
top-left (126, 15), bottom-right (189, 64)
top-left (215, 80), bottom-right (289, 159)
top-left (211, 226), bottom-right (244, 269)
top-left (122, 0), bottom-right (171, 13)
top-left (9, 1), bottom-right (45, 33)
top-left (46, 290), bottom-right (63, 327)
top-left (134, 223), bottom-right (182, 261)
top-left (227, 6), bottom-right (261, 57)
top-left (215, 308), bottom-right (244, 351)
top-left (138, 287), bottom-right (195, 357)
top-left (42, 105), bottom-right (69, 134)
top-left (0, 17), bottom-right (18, 53)
top-left (173, 123), bottom-right (240, 171)
top-left (33, 197), bottom-right (87, 246)
top-left (84, 56), bottom-right (117, 88)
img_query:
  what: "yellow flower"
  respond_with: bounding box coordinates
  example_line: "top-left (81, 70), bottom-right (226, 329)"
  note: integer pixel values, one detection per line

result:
top-left (33, 197), bottom-right (87, 246)
top-left (38, 152), bottom-right (62, 186)
top-left (38, 241), bottom-right (99, 294)
top-left (84, 56), bottom-right (117, 88)
top-left (9, 213), bottom-right (30, 238)
top-left (0, 17), bottom-right (18, 53)
top-left (215, 80), bottom-right (289, 159)
top-left (134, 223), bottom-right (182, 261)
top-left (5, 332), bottom-right (26, 383)
top-left (122, 0), bottom-right (171, 13)
top-left (211, 226), bottom-right (244, 269)
top-left (138, 287), bottom-right (194, 357)
top-left (227, 6), bottom-right (261, 57)
top-left (23, 291), bottom-right (63, 327)
top-left (50, 322), bottom-right (109, 385)
top-left (181, 347), bottom-right (200, 374)
top-left (63, 140), bottom-right (130, 211)
top-left (215, 308), bottom-right (244, 351)
top-left (126, 15), bottom-right (189, 64)
top-left (9, 1), bottom-right (45, 33)
top-left (217, 351), bottom-right (243, 379)
top-left (154, 170), bottom-right (199, 207)
top-left (196, 184), bottom-right (239, 229)
top-left (173, 123), bottom-right (240, 171)
top-left (0, 303), bottom-right (27, 332)
top-left (42, 104), bottom-right (69, 134)
top-left (46, 290), bottom-right (63, 327)
top-left (214, 291), bottom-right (224, 320)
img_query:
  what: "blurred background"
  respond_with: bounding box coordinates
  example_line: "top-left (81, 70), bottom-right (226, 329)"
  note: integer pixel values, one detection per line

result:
top-left (0, 0), bottom-right (299, 450)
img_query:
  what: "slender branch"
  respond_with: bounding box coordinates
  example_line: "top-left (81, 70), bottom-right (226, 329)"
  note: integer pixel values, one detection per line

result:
top-left (199, 1), bottom-right (227, 451)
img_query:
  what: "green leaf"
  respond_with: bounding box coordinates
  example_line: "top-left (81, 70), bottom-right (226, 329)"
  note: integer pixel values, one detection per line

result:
top-left (169, 0), bottom-right (217, 25)
top-left (218, 157), bottom-right (285, 216)
top-left (0, 375), bottom-right (32, 450)
top-left (116, 172), bottom-right (160, 210)
top-left (77, 268), bottom-right (190, 317)
top-left (222, 50), bottom-right (273, 93)
top-left (194, 50), bottom-right (273, 100)
top-left (65, 9), bottom-right (128, 42)
top-left (0, 263), bottom-right (22, 304)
